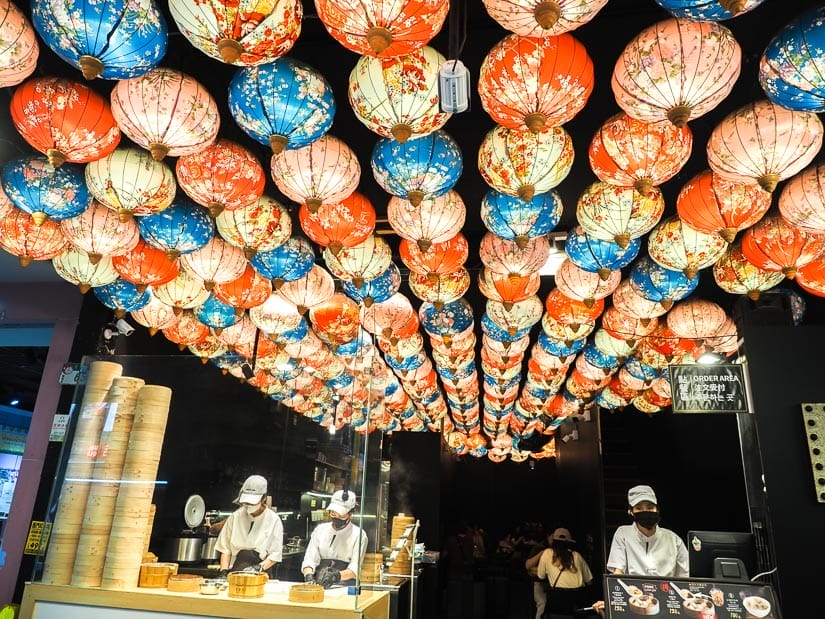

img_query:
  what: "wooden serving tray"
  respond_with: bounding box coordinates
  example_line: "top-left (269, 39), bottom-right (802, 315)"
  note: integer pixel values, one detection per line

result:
top-left (288, 583), bottom-right (325, 603)
top-left (166, 574), bottom-right (204, 593)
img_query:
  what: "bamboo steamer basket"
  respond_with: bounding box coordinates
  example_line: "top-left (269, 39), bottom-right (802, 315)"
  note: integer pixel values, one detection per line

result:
top-left (138, 562), bottom-right (178, 588)
top-left (167, 573), bottom-right (203, 593)
top-left (41, 360), bottom-right (123, 585)
top-left (360, 552), bottom-right (383, 583)
top-left (289, 583), bottom-right (324, 603)
top-left (227, 571), bottom-right (268, 599)
top-left (387, 513), bottom-right (415, 575)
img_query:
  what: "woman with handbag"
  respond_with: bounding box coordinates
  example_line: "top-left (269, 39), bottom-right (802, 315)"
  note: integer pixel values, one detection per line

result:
top-left (536, 528), bottom-right (594, 619)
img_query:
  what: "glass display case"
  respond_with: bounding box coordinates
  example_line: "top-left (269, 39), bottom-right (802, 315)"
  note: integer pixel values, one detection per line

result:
top-left (24, 354), bottom-right (391, 616)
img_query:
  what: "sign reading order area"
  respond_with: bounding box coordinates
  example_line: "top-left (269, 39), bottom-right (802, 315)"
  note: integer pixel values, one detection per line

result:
top-left (669, 364), bottom-right (749, 414)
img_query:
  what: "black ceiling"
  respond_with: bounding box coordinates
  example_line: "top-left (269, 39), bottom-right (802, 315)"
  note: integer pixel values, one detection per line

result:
top-left (3, 0), bottom-right (825, 417)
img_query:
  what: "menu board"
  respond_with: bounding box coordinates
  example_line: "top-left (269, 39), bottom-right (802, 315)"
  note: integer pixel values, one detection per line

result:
top-left (603, 575), bottom-right (780, 619)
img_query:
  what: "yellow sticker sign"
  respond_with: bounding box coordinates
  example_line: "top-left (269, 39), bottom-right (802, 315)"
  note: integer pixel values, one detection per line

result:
top-left (24, 521), bottom-right (51, 555)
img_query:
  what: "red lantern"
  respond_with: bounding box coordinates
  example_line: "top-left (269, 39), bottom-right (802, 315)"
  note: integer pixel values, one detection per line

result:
top-left (299, 192), bottom-right (376, 256)
top-left (398, 233), bottom-right (469, 277)
top-left (10, 77), bottom-right (120, 167)
top-left (740, 215), bottom-right (825, 280)
top-left (112, 238), bottom-right (179, 292)
top-left (0, 207), bottom-right (68, 266)
top-left (213, 265), bottom-right (272, 311)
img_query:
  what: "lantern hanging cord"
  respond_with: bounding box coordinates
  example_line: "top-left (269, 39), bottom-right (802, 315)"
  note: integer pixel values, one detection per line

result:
top-left (447, 0), bottom-right (468, 61)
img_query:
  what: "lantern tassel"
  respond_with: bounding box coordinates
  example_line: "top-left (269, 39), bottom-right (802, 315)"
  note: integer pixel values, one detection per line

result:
top-left (366, 27), bottom-right (393, 55)
top-left (217, 38), bottom-right (243, 64)
top-left (46, 148), bottom-right (67, 167)
top-left (78, 55), bottom-right (104, 80)
top-left (533, 1), bottom-right (561, 29)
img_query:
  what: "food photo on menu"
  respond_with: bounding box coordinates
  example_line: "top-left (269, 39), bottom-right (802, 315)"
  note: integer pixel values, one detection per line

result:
top-left (602, 576), bottom-right (778, 618)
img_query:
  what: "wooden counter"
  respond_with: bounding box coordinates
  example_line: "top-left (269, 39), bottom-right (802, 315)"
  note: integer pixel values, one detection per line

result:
top-left (20, 581), bottom-right (390, 619)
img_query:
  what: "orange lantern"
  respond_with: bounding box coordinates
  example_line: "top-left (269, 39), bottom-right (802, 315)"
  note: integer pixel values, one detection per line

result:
top-left (707, 99), bottom-right (823, 192)
top-left (162, 310), bottom-right (210, 349)
top-left (398, 233), bottom-right (468, 277)
top-left (213, 265), bottom-right (272, 311)
top-left (0, 207), bottom-right (68, 266)
top-left (612, 18), bottom-right (741, 127)
top-left (544, 288), bottom-right (603, 326)
top-left (740, 215), bottom-right (825, 280)
top-left (478, 32), bottom-right (594, 133)
top-left (112, 238), bottom-right (180, 292)
top-left (796, 255), bottom-right (825, 298)
top-left (588, 112), bottom-right (692, 194)
top-left (10, 77), bottom-right (120, 167)
top-left (316, 0), bottom-right (448, 57)
top-left (477, 268), bottom-right (541, 308)
top-left (675, 169), bottom-right (771, 243)
top-left (299, 192), bottom-right (376, 256)
top-left (308, 292), bottom-right (361, 346)
top-left (176, 139), bottom-right (266, 217)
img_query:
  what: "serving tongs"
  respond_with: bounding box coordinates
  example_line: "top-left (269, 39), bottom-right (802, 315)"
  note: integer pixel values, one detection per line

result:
top-left (616, 578), bottom-right (640, 596)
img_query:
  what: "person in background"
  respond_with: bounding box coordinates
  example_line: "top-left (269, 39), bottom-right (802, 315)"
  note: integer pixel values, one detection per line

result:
top-left (592, 485), bottom-right (689, 615)
top-left (536, 528), bottom-right (594, 618)
top-left (301, 489), bottom-right (367, 588)
top-left (215, 474), bottom-right (283, 577)
top-left (523, 525), bottom-right (551, 619)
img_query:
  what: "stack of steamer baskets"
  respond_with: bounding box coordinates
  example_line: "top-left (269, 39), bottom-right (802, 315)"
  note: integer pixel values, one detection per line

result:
top-left (387, 514), bottom-right (416, 576)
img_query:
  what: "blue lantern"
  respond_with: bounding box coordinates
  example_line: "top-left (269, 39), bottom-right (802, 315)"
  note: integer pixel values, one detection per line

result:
top-left (228, 57), bottom-right (335, 153)
top-left (93, 278), bottom-right (151, 316)
top-left (565, 226), bottom-right (641, 277)
top-left (271, 319), bottom-right (310, 345)
top-left (760, 6), bottom-right (825, 112)
top-left (331, 329), bottom-right (373, 358)
top-left (210, 351), bottom-right (245, 374)
top-left (420, 299), bottom-right (474, 336)
top-left (438, 362), bottom-right (477, 382)
top-left (341, 263), bottom-right (401, 307)
top-left (538, 332), bottom-right (587, 357)
top-left (629, 257), bottom-right (698, 309)
top-left (249, 237), bottom-right (314, 289)
top-left (32, 0), bottom-right (167, 80)
top-left (2, 157), bottom-right (91, 224)
top-left (481, 314), bottom-right (531, 342)
top-left (195, 294), bottom-right (240, 332)
top-left (653, 0), bottom-right (767, 22)
top-left (385, 351), bottom-right (427, 372)
top-left (371, 130), bottom-right (463, 205)
top-left (624, 355), bottom-right (663, 382)
top-left (327, 371), bottom-right (354, 391)
top-left (583, 340), bottom-right (621, 374)
top-left (480, 189), bottom-right (562, 247)
top-left (137, 199), bottom-right (214, 259)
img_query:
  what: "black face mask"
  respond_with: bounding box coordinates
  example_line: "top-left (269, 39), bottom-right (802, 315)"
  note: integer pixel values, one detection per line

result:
top-left (331, 517), bottom-right (349, 530)
top-left (632, 511), bottom-right (660, 529)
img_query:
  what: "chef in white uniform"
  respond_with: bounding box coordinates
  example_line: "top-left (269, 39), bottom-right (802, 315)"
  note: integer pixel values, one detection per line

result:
top-left (215, 474), bottom-right (283, 577)
top-left (301, 489), bottom-right (367, 588)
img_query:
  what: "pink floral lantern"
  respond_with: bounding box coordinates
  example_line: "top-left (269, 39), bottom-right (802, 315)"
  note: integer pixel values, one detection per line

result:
top-left (675, 169), bottom-right (771, 243)
top-left (249, 292), bottom-right (303, 334)
top-left (130, 294), bottom-right (180, 336)
top-left (601, 306), bottom-right (658, 344)
top-left (778, 164), bottom-right (825, 235)
top-left (478, 124), bottom-right (574, 201)
top-left (348, 46), bottom-right (449, 143)
top-left (236, 329), bottom-right (281, 359)
top-left (541, 312), bottom-right (594, 342)
top-left (576, 181), bottom-right (665, 248)
top-left (316, 0), bottom-right (448, 57)
top-left (387, 191), bottom-right (466, 253)
top-left (554, 258), bottom-right (620, 307)
top-left (162, 310), bottom-right (209, 349)
top-left (0, 207), bottom-right (68, 266)
top-left (59, 200), bottom-right (140, 263)
top-left (52, 245), bottom-right (118, 293)
top-left (612, 18), bottom-right (741, 127)
top-left (707, 99), bottom-right (823, 193)
top-left (217, 314), bottom-right (257, 348)
top-left (479, 232), bottom-right (550, 283)
top-left (481, 0), bottom-right (607, 37)
top-left (666, 298), bottom-right (728, 345)
top-left (589, 112), bottom-right (692, 195)
top-left (10, 77), bottom-right (120, 167)
top-left (152, 270), bottom-right (211, 314)
top-left (176, 139), bottom-right (266, 217)
top-left (270, 134), bottom-right (360, 213)
top-left (85, 148), bottom-right (177, 220)
top-left (713, 242), bottom-right (785, 300)
top-left (741, 215), bottom-right (825, 280)
top-left (323, 234), bottom-right (392, 287)
top-left (360, 293), bottom-right (417, 341)
top-left (611, 279), bottom-right (668, 323)
top-left (276, 264), bottom-right (335, 314)
top-left (478, 33), bottom-right (594, 133)
top-left (647, 216), bottom-right (729, 279)
top-left (0, 0), bottom-right (39, 87)
top-left (109, 68), bottom-right (220, 161)
top-left (180, 237), bottom-right (247, 291)
top-left (408, 268), bottom-right (470, 309)
top-left (188, 333), bottom-right (229, 364)
top-left (168, 0), bottom-right (302, 65)
top-left (215, 195), bottom-right (291, 259)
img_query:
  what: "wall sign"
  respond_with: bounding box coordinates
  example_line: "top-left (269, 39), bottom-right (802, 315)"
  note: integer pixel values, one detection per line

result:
top-left (669, 364), bottom-right (749, 414)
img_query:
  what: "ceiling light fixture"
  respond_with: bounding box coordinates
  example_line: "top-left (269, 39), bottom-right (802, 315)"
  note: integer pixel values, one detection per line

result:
top-left (697, 350), bottom-right (724, 365)
top-left (539, 232), bottom-right (568, 277)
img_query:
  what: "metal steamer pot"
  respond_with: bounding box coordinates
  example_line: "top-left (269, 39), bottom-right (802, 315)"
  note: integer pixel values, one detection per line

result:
top-left (164, 531), bottom-right (205, 564)
top-left (201, 535), bottom-right (219, 561)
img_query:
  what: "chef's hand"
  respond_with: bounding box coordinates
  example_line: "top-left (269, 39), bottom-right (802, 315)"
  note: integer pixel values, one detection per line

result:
top-left (304, 571), bottom-right (315, 584)
top-left (218, 569), bottom-right (229, 578)
top-left (318, 568), bottom-right (341, 588)
top-left (592, 600), bottom-right (605, 616)
top-left (242, 563), bottom-right (263, 573)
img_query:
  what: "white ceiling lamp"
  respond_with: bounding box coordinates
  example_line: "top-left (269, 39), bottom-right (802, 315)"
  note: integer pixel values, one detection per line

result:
top-left (539, 232), bottom-right (567, 277)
